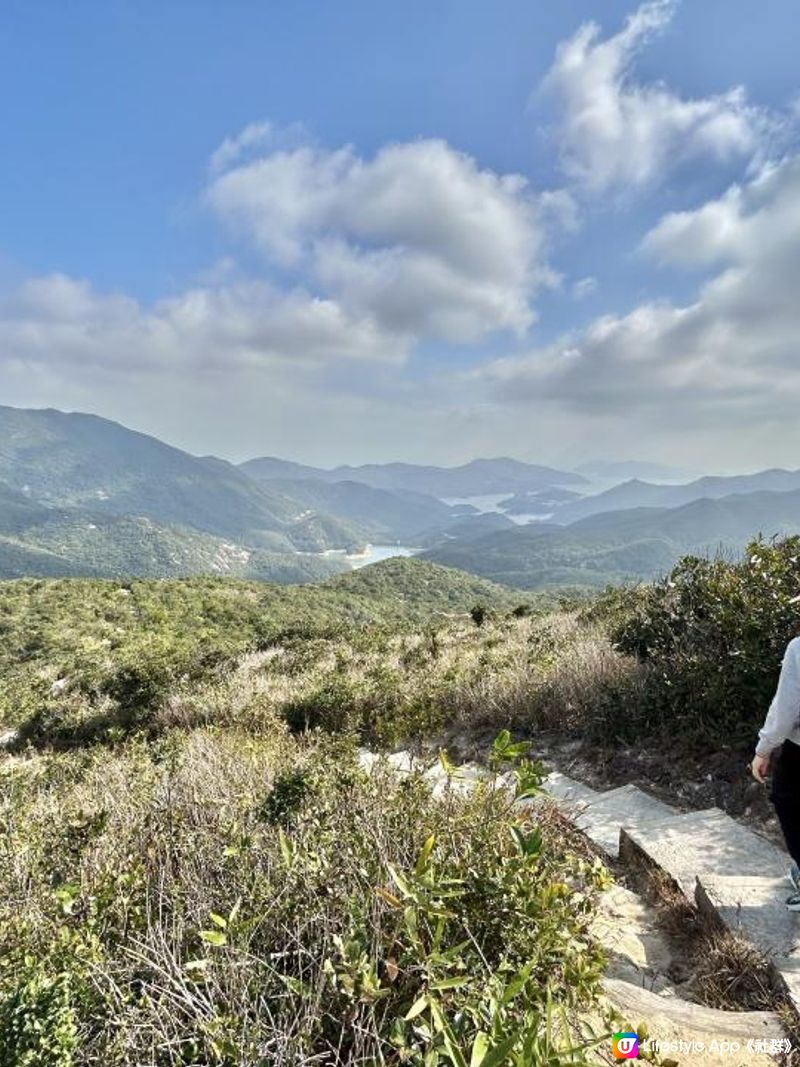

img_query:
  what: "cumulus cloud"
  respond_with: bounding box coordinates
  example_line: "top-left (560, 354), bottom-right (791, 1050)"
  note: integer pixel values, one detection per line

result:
top-left (541, 0), bottom-right (777, 192)
top-left (207, 136), bottom-right (569, 342)
top-left (0, 130), bottom-right (568, 399)
top-left (2, 128), bottom-right (572, 386)
top-left (0, 273), bottom-right (405, 377)
top-left (478, 155), bottom-right (800, 430)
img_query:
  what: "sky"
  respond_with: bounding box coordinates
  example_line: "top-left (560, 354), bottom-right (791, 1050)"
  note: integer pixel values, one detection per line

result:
top-left (2, 0), bottom-right (800, 471)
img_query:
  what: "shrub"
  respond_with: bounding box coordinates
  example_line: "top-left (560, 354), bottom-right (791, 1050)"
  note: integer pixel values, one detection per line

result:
top-left (0, 731), bottom-right (608, 1065)
top-left (598, 536), bottom-right (800, 747)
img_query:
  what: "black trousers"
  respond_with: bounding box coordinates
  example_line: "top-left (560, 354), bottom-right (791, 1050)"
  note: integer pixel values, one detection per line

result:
top-left (771, 740), bottom-right (800, 867)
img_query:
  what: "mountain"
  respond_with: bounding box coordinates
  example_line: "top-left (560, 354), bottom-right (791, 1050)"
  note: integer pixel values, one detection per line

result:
top-left (235, 456), bottom-right (327, 482)
top-left (0, 494), bottom-right (347, 582)
top-left (241, 455), bottom-right (586, 496)
top-left (416, 511), bottom-right (516, 548)
top-left (571, 489), bottom-right (800, 545)
top-left (0, 405), bottom-right (307, 547)
top-left (554, 468), bottom-right (800, 524)
top-left (422, 487), bottom-right (800, 590)
top-left (325, 556), bottom-right (534, 613)
top-left (0, 406), bottom-right (383, 579)
top-left (498, 487), bottom-right (582, 514)
top-left (574, 460), bottom-right (700, 482)
top-left (243, 476), bottom-right (455, 542)
top-left (0, 405), bottom-right (449, 561)
top-left (0, 480), bottom-right (54, 530)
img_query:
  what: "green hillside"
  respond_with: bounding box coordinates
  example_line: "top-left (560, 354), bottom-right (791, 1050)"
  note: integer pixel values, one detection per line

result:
top-left (3, 539), bottom-right (790, 1062)
top-left (423, 489), bottom-right (800, 589)
top-left (326, 555), bottom-right (533, 610)
top-left (0, 497), bottom-right (346, 582)
top-left (0, 408), bottom-right (490, 575)
top-left (251, 476), bottom-right (455, 541)
top-left (0, 405), bottom-right (304, 545)
top-left (0, 557), bottom-right (534, 737)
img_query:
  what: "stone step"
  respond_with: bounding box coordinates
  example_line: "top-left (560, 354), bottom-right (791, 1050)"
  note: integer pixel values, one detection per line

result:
top-left (695, 875), bottom-right (798, 957)
top-left (357, 749), bottom-right (417, 775)
top-left (620, 808), bottom-right (788, 897)
top-left (573, 784), bottom-right (678, 857)
top-left (602, 976), bottom-right (784, 1049)
top-left (422, 759), bottom-right (490, 798)
top-left (357, 748), bottom-right (379, 773)
top-left (386, 750), bottom-right (415, 773)
top-left (540, 770), bottom-right (600, 809)
top-left (695, 874), bottom-right (800, 1020)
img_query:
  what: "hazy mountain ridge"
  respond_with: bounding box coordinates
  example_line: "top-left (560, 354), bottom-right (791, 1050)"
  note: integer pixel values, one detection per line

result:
top-left (2, 404), bottom-right (800, 588)
top-left (554, 468), bottom-right (800, 523)
top-left (246, 476), bottom-right (455, 543)
top-left (241, 455), bottom-right (587, 495)
top-left (423, 487), bottom-right (800, 589)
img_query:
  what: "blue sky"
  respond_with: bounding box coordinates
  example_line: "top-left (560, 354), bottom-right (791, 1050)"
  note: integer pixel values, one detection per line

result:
top-left (2, 1), bottom-right (800, 469)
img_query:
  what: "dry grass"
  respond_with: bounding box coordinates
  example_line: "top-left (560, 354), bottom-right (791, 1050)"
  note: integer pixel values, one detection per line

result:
top-left (0, 726), bottom-right (608, 1065)
top-left (690, 930), bottom-right (776, 1011)
top-left (633, 868), bottom-right (778, 1014)
top-left (153, 611), bottom-right (646, 755)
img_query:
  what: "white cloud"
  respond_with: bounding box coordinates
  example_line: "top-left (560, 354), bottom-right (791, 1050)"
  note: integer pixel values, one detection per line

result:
top-left (0, 131), bottom-right (568, 395)
top-left (207, 136), bottom-right (569, 342)
top-left (477, 155), bottom-right (800, 436)
top-left (209, 121), bottom-right (275, 174)
top-left (642, 159), bottom-right (799, 267)
top-left (572, 276), bottom-right (597, 300)
top-left (541, 0), bottom-right (777, 193)
top-left (0, 273), bottom-right (405, 376)
top-left (208, 121), bottom-right (310, 175)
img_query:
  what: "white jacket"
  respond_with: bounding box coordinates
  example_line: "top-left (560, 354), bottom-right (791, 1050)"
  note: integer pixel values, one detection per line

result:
top-left (756, 637), bottom-right (800, 756)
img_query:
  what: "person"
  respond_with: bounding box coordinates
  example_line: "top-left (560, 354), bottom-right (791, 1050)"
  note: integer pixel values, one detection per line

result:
top-left (751, 636), bottom-right (800, 911)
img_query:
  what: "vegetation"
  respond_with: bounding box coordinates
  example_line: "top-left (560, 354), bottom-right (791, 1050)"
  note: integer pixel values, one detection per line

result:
top-left (1, 699), bottom-right (608, 1065)
top-left (5, 537), bottom-right (799, 1062)
top-left (424, 490), bottom-right (800, 590)
top-left (587, 535), bottom-right (800, 747)
top-left (0, 560), bottom-right (537, 746)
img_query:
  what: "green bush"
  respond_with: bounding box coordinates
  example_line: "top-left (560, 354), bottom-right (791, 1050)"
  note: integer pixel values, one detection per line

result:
top-left (0, 732), bottom-right (608, 1065)
top-left (597, 536), bottom-right (800, 746)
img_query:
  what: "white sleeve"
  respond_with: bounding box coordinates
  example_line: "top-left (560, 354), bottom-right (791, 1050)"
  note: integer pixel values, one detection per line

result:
top-left (756, 639), bottom-right (800, 756)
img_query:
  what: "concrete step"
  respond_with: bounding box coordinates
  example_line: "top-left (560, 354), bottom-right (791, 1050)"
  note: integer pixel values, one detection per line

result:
top-left (602, 976), bottom-right (784, 1051)
top-left (573, 784), bottom-right (678, 857)
top-left (696, 875), bottom-right (798, 957)
top-left (620, 808), bottom-right (788, 897)
top-left (357, 749), bottom-right (417, 775)
top-left (422, 759), bottom-right (490, 798)
top-left (539, 770), bottom-right (600, 809)
top-left (386, 750), bottom-right (415, 773)
top-left (695, 873), bottom-right (800, 1021)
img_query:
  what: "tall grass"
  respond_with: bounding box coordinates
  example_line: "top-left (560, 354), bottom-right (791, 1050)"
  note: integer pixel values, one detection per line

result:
top-left (0, 730), bottom-right (608, 1065)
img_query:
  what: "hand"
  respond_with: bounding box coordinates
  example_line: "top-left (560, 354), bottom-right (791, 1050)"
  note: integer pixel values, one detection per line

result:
top-left (750, 754), bottom-right (771, 783)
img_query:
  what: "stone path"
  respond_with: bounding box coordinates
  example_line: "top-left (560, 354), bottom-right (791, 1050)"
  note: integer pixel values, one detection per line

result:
top-left (358, 748), bottom-right (792, 1061)
top-left (520, 763), bottom-right (800, 1019)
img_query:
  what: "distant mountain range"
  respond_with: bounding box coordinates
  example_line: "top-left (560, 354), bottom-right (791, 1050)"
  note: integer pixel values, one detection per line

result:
top-left (423, 488), bottom-right (800, 589)
top-left (0, 406), bottom-right (575, 581)
top-left (240, 455), bottom-right (587, 496)
top-left (1, 403), bottom-right (799, 589)
top-left (552, 469), bottom-right (800, 524)
top-left (573, 460), bottom-right (699, 483)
